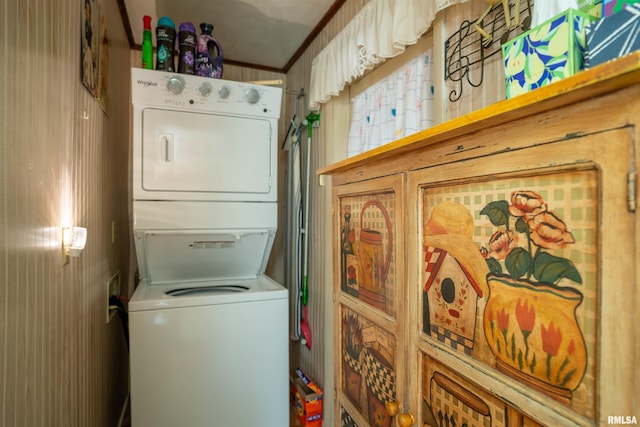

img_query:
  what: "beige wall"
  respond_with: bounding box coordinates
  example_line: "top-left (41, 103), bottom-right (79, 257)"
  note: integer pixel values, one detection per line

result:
top-left (1, 0), bottom-right (132, 425)
top-left (282, 1), bottom-right (509, 422)
top-left (0, 0), bottom-right (519, 425)
top-left (282, 1), bottom-right (371, 420)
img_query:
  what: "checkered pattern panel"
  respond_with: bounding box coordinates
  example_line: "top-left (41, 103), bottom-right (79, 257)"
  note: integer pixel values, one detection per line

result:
top-left (432, 381), bottom-right (493, 427)
top-left (430, 325), bottom-right (474, 356)
top-left (362, 349), bottom-right (396, 403)
top-left (343, 349), bottom-right (362, 375)
top-left (341, 407), bottom-right (357, 427)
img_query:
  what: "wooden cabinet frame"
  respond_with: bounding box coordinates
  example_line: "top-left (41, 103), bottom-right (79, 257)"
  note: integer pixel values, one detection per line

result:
top-left (322, 54), bottom-right (640, 427)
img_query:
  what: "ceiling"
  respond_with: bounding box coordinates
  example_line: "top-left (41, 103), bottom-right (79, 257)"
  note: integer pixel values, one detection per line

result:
top-left (118, 0), bottom-right (345, 72)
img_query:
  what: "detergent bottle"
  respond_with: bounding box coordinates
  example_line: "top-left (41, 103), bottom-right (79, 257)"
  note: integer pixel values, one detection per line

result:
top-left (177, 22), bottom-right (197, 74)
top-left (195, 23), bottom-right (223, 78)
top-left (155, 16), bottom-right (176, 72)
top-left (141, 15), bottom-right (153, 69)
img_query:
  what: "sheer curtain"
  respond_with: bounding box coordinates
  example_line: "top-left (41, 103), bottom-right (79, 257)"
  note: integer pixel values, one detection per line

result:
top-left (309, 0), bottom-right (468, 110)
top-left (347, 49), bottom-right (435, 157)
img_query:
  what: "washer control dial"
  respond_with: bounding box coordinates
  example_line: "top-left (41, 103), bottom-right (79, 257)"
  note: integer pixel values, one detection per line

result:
top-left (218, 86), bottom-right (231, 99)
top-left (199, 82), bottom-right (212, 97)
top-left (167, 75), bottom-right (186, 95)
top-left (244, 88), bottom-right (261, 104)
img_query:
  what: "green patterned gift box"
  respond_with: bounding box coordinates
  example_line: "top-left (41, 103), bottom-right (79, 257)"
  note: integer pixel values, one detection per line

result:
top-left (502, 9), bottom-right (599, 99)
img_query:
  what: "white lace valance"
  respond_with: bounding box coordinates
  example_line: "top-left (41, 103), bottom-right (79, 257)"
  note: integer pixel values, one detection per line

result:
top-left (309, 0), bottom-right (469, 110)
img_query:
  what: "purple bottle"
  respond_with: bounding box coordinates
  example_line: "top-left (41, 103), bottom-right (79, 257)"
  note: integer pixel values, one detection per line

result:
top-left (178, 22), bottom-right (197, 74)
top-left (195, 23), bottom-right (223, 78)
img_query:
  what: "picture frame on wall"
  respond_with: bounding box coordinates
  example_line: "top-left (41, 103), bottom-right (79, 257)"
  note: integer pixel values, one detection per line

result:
top-left (81, 0), bottom-right (100, 97)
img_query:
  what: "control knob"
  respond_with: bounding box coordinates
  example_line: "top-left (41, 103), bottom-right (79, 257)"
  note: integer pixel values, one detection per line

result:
top-left (199, 82), bottom-right (212, 97)
top-left (244, 88), bottom-right (261, 104)
top-left (167, 75), bottom-right (186, 95)
top-left (218, 86), bottom-right (231, 99)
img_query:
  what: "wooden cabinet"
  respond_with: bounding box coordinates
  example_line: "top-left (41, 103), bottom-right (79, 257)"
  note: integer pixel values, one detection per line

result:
top-left (321, 53), bottom-right (640, 427)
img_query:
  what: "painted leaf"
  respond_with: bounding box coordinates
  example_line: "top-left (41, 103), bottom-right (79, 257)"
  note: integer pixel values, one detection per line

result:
top-left (480, 200), bottom-right (510, 227)
top-left (515, 217), bottom-right (529, 233)
top-left (486, 257), bottom-right (503, 275)
top-left (546, 55), bottom-right (568, 68)
top-left (533, 252), bottom-right (583, 284)
top-left (530, 22), bottom-right (552, 42)
top-left (505, 247), bottom-right (532, 279)
top-left (543, 23), bottom-right (561, 43)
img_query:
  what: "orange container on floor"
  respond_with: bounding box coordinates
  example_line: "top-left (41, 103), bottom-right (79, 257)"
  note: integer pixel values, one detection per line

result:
top-left (293, 368), bottom-right (323, 427)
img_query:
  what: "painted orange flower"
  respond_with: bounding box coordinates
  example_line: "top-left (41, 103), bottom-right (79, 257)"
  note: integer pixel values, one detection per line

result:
top-left (508, 190), bottom-right (547, 218)
top-left (515, 299), bottom-right (536, 332)
top-left (528, 211), bottom-right (576, 250)
top-left (497, 308), bottom-right (510, 332)
top-left (541, 322), bottom-right (562, 356)
top-left (488, 230), bottom-right (515, 260)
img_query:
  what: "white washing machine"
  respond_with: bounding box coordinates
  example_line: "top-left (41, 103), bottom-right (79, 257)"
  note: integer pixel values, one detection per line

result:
top-left (128, 68), bottom-right (288, 427)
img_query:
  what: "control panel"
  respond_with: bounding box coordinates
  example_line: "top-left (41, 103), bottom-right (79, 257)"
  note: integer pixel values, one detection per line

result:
top-left (131, 68), bottom-right (282, 119)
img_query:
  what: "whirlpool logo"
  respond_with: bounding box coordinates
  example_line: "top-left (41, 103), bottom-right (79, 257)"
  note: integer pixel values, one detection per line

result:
top-left (136, 79), bottom-right (158, 87)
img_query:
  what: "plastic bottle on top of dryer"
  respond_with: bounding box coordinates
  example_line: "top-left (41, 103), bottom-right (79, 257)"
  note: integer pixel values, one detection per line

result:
top-left (177, 22), bottom-right (197, 74)
top-left (195, 23), bottom-right (223, 78)
top-left (155, 16), bottom-right (176, 72)
top-left (142, 15), bottom-right (153, 69)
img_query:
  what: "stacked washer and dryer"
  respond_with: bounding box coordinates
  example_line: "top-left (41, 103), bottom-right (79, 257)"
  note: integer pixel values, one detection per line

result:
top-left (128, 68), bottom-right (289, 426)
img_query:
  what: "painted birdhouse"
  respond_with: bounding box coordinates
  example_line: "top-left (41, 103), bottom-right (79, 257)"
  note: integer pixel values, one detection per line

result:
top-left (421, 201), bottom-right (489, 356)
top-left (423, 246), bottom-right (484, 355)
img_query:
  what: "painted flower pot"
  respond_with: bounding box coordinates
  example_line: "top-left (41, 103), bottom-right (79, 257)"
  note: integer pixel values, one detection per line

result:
top-left (483, 275), bottom-right (587, 401)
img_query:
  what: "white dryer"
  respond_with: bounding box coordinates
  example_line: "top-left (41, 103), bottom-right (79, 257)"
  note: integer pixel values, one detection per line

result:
top-left (128, 68), bottom-right (288, 427)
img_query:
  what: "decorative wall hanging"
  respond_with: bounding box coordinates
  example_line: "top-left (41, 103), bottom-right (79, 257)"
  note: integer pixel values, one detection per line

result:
top-left (444, 0), bottom-right (533, 102)
top-left (81, 0), bottom-right (101, 97)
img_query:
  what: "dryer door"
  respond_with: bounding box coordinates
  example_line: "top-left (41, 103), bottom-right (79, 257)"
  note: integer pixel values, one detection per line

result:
top-left (140, 108), bottom-right (275, 200)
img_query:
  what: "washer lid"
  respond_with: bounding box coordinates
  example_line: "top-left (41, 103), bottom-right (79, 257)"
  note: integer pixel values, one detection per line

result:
top-left (139, 229), bottom-right (275, 284)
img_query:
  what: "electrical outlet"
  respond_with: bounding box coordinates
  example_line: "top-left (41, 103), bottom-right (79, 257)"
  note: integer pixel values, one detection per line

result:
top-left (107, 271), bottom-right (121, 324)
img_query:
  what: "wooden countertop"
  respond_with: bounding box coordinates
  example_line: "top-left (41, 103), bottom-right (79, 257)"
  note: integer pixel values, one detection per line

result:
top-left (318, 51), bottom-right (640, 176)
